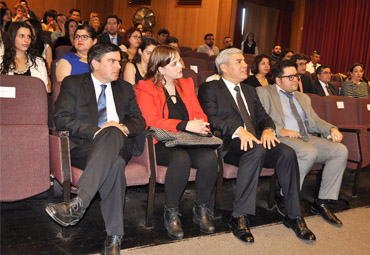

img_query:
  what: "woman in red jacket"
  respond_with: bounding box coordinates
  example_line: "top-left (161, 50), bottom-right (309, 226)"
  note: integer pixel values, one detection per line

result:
top-left (136, 45), bottom-right (218, 240)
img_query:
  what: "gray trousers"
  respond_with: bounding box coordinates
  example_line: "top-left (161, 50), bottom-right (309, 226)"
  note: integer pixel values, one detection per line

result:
top-left (279, 135), bottom-right (348, 200)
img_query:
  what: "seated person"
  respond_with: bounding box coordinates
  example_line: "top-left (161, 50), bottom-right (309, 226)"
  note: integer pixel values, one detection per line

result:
top-left (281, 48), bottom-right (294, 60)
top-left (341, 62), bottom-right (369, 98)
top-left (56, 24), bottom-right (97, 82)
top-left (270, 44), bottom-right (281, 62)
top-left (123, 37), bottom-right (158, 85)
top-left (306, 50), bottom-right (321, 74)
top-left (220, 36), bottom-right (233, 51)
top-left (291, 53), bottom-right (315, 93)
top-left (197, 33), bottom-right (219, 56)
top-left (241, 32), bottom-right (258, 55)
top-left (0, 22), bottom-right (48, 91)
top-left (97, 15), bottom-right (122, 46)
top-left (52, 19), bottom-right (78, 58)
top-left (244, 54), bottom-right (274, 87)
top-left (41, 9), bottom-right (57, 32)
top-left (156, 28), bottom-right (169, 44)
top-left (312, 65), bottom-right (339, 96)
top-left (120, 27), bottom-right (142, 62)
top-left (165, 36), bottom-right (185, 67)
top-left (51, 14), bottom-right (67, 43)
top-left (256, 60), bottom-right (348, 226)
top-left (136, 45), bottom-right (218, 240)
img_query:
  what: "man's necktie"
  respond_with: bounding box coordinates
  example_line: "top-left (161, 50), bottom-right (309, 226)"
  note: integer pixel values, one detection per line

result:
top-left (282, 91), bottom-right (308, 142)
top-left (234, 86), bottom-right (256, 136)
top-left (313, 64), bottom-right (317, 72)
top-left (97, 84), bottom-right (107, 128)
top-left (298, 79), bottom-right (304, 93)
top-left (110, 37), bottom-right (116, 45)
top-left (326, 84), bottom-right (333, 95)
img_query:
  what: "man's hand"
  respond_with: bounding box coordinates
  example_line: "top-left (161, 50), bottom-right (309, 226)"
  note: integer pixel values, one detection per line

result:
top-left (94, 121), bottom-right (129, 137)
top-left (330, 128), bottom-right (343, 143)
top-left (279, 129), bottom-right (302, 139)
top-left (236, 128), bottom-right (261, 151)
top-left (261, 129), bottom-right (280, 150)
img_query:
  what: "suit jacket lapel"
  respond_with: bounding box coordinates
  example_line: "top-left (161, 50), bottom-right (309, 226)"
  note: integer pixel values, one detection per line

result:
top-left (241, 85), bottom-right (255, 120)
top-left (270, 84), bottom-right (286, 125)
top-left (218, 79), bottom-right (241, 116)
top-left (84, 74), bottom-right (99, 125)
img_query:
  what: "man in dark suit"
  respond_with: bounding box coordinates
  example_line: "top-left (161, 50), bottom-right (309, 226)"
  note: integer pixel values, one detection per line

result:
top-left (291, 54), bottom-right (315, 93)
top-left (312, 65), bottom-right (339, 96)
top-left (45, 43), bottom-right (146, 255)
top-left (198, 48), bottom-right (315, 243)
top-left (98, 15), bottom-right (123, 46)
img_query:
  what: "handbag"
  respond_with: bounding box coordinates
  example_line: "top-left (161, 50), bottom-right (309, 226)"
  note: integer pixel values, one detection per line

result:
top-left (149, 126), bottom-right (223, 149)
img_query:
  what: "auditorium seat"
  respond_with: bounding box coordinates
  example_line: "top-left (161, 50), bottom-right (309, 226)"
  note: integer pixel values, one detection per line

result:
top-left (182, 68), bottom-right (199, 93)
top-left (54, 45), bottom-right (73, 60)
top-left (50, 59), bottom-right (58, 84)
top-left (208, 60), bottom-right (217, 72)
top-left (331, 73), bottom-right (342, 82)
top-left (356, 97), bottom-right (370, 156)
top-left (183, 57), bottom-right (209, 73)
top-left (179, 46), bottom-right (193, 56)
top-left (209, 55), bottom-right (217, 61)
top-left (42, 30), bottom-right (52, 46)
top-left (197, 70), bottom-right (217, 85)
top-left (306, 93), bottom-right (325, 119)
top-left (0, 75), bottom-right (50, 201)
top-left (183, 51), bottom-right (210, 61)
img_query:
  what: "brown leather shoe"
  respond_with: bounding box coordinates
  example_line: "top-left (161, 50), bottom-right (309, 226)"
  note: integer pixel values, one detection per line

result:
top-left (192, 204), bottom-right (215, 233)
top-left (45, 197), bottom-right (85, 227)
top-left (283, 216), bottom-right (316, 241)
top-left (228, 216), bottom-right (254, 243)
top-left (102, 235), bottom-right (123, 255)
top-left (164, 206), bottom-right (184, 240)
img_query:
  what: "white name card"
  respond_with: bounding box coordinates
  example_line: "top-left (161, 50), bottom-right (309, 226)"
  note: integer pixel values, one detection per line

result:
top-left (0, 87), bottom-right (16, 98)
top-left (190, 65), bottom-right (198, 73)
top-left (367, 104), bottom-right (370, 111)
top-left (336, 101), bottom-right (344, 109)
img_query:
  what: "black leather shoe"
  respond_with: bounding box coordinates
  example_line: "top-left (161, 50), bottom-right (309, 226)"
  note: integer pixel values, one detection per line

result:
top-left (45, 197), bottom-right (85, 227)
top-left (283, 216), bottom-right (316, 241)
top-left (192, 204), bottom-right (215, 234)
top-left (274, 192), bottom-right (287, 217)
top-left (102, 235), bottom-right (123, 255)
top-left (311, 201), bottom-right (342, 226)
top-left (164, 207), bottom-right (184, 240)
top-left (228, 216), bottom-right (254, 243)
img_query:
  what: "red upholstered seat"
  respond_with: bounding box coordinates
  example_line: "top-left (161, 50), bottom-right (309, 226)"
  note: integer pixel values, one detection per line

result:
top-left (182, 57), bottom-right (209, 73)
top-left (183, 51), bottom-right (210, 61)
top-left (197, 70), bottom-right (217, 86)
top-left (54, 45), bottom-right (73, 60)
top-left (179, 46), bottom-right (192, 56)
top-left (182, 68), bottom-right (199, 93)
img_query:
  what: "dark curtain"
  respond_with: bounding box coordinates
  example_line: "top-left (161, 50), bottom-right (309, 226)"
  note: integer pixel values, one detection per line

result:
top-left (301, 0), bottom-right (370, 75)
top-left (275, 9), bottom-right (292, 48)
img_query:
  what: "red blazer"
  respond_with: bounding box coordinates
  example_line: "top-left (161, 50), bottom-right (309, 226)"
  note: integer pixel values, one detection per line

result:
top-left (136, 78), bottom-right (208, 142)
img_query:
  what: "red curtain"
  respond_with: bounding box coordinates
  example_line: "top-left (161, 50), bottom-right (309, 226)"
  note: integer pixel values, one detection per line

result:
top-left (301, 0), bottom-right (370, 75)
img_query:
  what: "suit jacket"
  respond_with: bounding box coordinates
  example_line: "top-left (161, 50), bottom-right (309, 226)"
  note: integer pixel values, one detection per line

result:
top-left (197, 44), bottom-right (220, 56)
top-left (54, 73), bottom-right (146, 159)
top-left (98, 32), bottom-right (123, 46)
top-left (198, 79), bottom-right (275, 155)
top-left (299, 74), bottom-right (315, 93)
top-left (256, 84), bottom-right (334, 138)
top-left (312, 80), bottom-right (339, 96)
top-left (136, 78), bottom-right (207, 142)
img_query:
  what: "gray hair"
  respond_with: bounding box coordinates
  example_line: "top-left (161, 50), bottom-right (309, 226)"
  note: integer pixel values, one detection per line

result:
top-left (215, 48), bottom-right (242, 75)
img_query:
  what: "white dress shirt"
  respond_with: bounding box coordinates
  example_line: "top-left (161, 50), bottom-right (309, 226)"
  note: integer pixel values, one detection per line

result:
top-left (306, 61), bottom-right (321, 74)
top-left (318, 80), bottom-right (330, 96)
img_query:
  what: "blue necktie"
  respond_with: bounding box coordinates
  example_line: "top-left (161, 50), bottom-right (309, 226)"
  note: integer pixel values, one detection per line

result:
top-left (97, 84), bottom-right (107, 128)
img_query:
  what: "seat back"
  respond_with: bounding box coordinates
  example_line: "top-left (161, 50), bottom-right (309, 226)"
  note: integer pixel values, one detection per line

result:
top-left (198, 70), bottom-right (217, 86)
top-left (356, 98), bottom-right (370, 125)
top-left (179, 46), bottom-right (192, 56)
top-left (183, 51), bottom-right (210, 61)
top-left (331, 73), bottom-right (342, 82)
top-left (42, 30), bottom-right (52, 46)
top-left (208, 60), bottom-right (217, 72)
top-left (182, 57), bottom-right (209, 73)
top-left (54, 45), bottom-right (73, 60)
top-left (306, 93), bottom-right (325, 119)
top-left (209, 55), bottom-right (217, 61)
top-left (0, 75), bottom-right (50, 201)
top-left (324, 96), bottom-right (359, 125)
top-left (50, 59), bottom-right (58, 84)
top-left (182, 68), bottom-right (198, 93)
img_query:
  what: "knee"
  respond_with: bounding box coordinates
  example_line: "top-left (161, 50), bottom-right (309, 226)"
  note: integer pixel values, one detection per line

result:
top-left (197, 149), bottom-right (218, 169)
top-left (253, 144), bottom-right (268, 158)
top-left (169, 149), bottom-right (191, 168)
top-left (98, 126), bottom-right (125, 139)
top-left (332, 143), bottom-right (348, 159)
top-left (300, 147), bottom-right (318, 163)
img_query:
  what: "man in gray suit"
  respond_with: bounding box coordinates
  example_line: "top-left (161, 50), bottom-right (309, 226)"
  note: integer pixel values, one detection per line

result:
top-left (197, 33), bottom-right (219, 56)
top-left (256, 60), bottom-right (348, 226)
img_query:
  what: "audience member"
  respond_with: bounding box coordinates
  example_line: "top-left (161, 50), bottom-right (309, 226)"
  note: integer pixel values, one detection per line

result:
top-left (56, 24), bottom-right (97, 81)
top-left (84, 12), bottom-right (98, 25)
top-left (312, 65), bottom-right (339, 96)
top-left (244, 54), bottom-right (273, 87)
top-left (98, 15), bottom-right (122, 46)
top-left (69, 8), bottom-right (82, 25)
top-left (117, 18), bottom-right (124, 33)
top-left (134, 22), bottom-right (143, 33)
top-left (0, 22), bottom-right (48, 91)
top-left (0, 1), bottom-right (7, 8)
top-left (0, 7), bottom-right (11, 33)
top-left (270, 44), bottom-right (281, 62)
top-left (136, 45), bottom-right (218, 240)
top-left (157, 28), bottom-right (169, 45)
top-left (19, 0), bottom-right (36, 19)
top-left (281, 48), bottom-right (294, 60)
top-left (121, 27), bottom-right (142, 62)
top-left (164, 36), bottom-right (185, 67)
top-left (221, 36), bottom-right (233, 51)
top-left (89, 17), bottom-right (100, 33)
top-left (51, 14), bottom-right (66, 43)
top-left (41, 9), bottom-right (57, 32)
top-left (46, 42), bottom-right (146, 255)
top-left (198, 48), bottom-right (315, 243)
top-left (291, 53), bottom-right (315, 93)
top-left (306, 50), bottom-right (321, 74)
top-left (52, 19), bottom-right (78, 57)
top-left (143, 27), bottom-right (153, 38)
top-left (197, 33), bottom-right (219, 56)
top-left (241, 32), bottom-right (258, 55)
top-left (124, 37), bottom-right (158, 85)
top-left (12, 3), bottom-right (27, 22)
top-left (256, 60), bottom-right (347, 226)
top-left (341, 62), bottom-right (369, 98)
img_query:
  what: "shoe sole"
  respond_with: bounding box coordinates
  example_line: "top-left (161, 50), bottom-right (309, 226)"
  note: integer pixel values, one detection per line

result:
top-left (45, 206), bottom-right (80, 227)
top-left (192, 216), bottom-right (215, 234)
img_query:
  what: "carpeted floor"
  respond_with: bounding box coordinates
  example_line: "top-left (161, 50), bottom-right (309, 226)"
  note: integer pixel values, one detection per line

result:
top-left (122, 206), bottom-right (370, 255)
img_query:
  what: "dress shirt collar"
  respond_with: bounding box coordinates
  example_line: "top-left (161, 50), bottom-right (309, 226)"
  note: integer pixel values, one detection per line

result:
top-left (91, 73), bottom-right (112, 100)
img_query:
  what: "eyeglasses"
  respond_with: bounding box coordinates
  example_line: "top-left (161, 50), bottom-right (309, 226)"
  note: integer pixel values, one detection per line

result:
top-left (279, 74), bottom-right (301, 81)
top-left (320, 72), bottom-right (332, 75)
top-left (130, 35), bottom-right (142, 39)
top-left (74, 34), bottom-right (92, 40)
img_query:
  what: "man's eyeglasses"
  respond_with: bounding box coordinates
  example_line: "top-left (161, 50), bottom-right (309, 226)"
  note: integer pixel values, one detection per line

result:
top-left (320, 72), bottom-right (332, 75)
top-left (130, 35), bottom-right (142, 39)
top-left (74, 34), bottom-right (92, 40)
top-left (279, 74), bottom-right (301, 81)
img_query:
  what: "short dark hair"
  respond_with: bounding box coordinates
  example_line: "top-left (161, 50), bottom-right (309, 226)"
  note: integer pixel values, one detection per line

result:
top-left (204, 33), bottom-right (214, 40)
top-left (290, 53), bottom-right (308, 63)
top-left (281, 48), bottom-right (294, 59)
top-left (165, 36), bottom-right (179, 44)
top-left (88, 42), bottom-right (122, 72)
top-left (69, 9), bottom-right (81, 15)
top-left (42, 9), bottom-right (57, 25)
top-left (272, 44), bottom-right (281, 50)
top-left (349, 62), bottom-right (364, 73)
top-left (0, 1), bottom-right (7, 7)
top-left (157, 28), bottom-right (169, 36)
top-left (105, 15), bottom-right (119, 24)
top-left (272, 60), bottom-right (297, 80)
top-left (251, 54), bottom-right (270, 74)
top-left (311, 50), bottom-right (320, 56)
top-left (316, 65), bottom-right (330, 75)
top-left (19, 0), bottom-right (28, 5)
